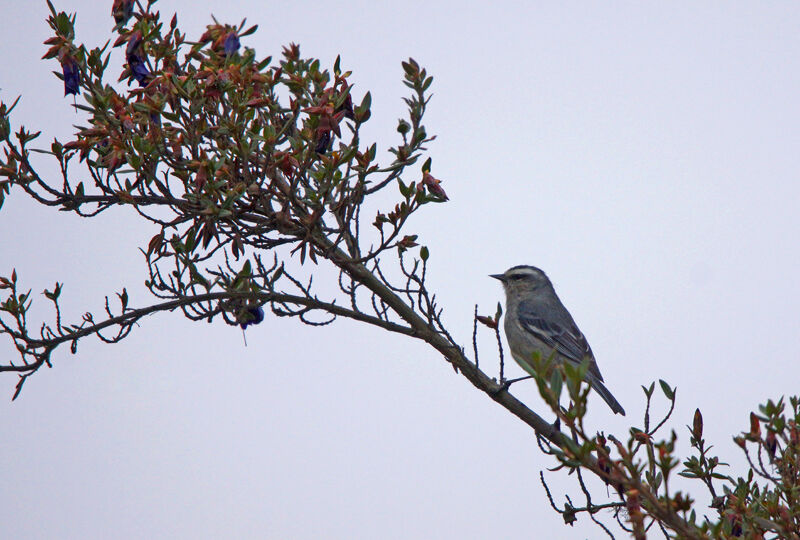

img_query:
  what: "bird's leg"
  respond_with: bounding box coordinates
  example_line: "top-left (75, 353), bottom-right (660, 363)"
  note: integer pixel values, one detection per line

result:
top-left (490, 374), bottom-right (533, 395)
top-left (500, 375), bottom-right (533, 390)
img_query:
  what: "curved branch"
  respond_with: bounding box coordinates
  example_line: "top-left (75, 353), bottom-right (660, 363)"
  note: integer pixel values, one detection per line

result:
top-left (1, 290), bottom-right (415, 375)
top-left (318, 233), bottom-right (702, 539)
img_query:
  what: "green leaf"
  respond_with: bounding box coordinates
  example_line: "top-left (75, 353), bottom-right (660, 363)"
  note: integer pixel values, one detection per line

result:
top-left (43, 282), bottom-right (62, 301)
top-left (576, 356), bottom-right (590, 381)
top-left (550, 369), bottom-right (563, 404)
top-left (421, 157), bottom-right (432, 173)
top-left (659, 379), bottom-right (675, 400)
top-left (270, 264), bottom-right (284, 285)
top-left (185, 228), bottom-right (197, 251)
top-left (398, 180), bottom-right (410, 198)
top-left (240, 24), bottom-right (259, 37)
top-left (170, 235), bottom-right (185, 254)
top-left (355, 91), bottom-right (372, 122)
top-left (51, 140), bottom-right (63, 158)
top-left (256, 56), bottom-right (272, 70)
top-left (240, 260), bottom-right (252, 277)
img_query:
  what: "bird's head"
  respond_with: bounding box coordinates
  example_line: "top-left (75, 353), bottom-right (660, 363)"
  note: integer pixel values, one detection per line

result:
top-left (490, 265), bottom-right (552, 294)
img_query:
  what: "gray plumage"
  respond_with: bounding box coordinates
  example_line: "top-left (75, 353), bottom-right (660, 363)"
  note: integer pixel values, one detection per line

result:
top-left (491, 265), bottom-right (625, 415)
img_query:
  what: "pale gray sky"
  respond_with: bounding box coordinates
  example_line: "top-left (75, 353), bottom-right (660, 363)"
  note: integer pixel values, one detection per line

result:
top-left (2, 2), bottom-right (800, 539)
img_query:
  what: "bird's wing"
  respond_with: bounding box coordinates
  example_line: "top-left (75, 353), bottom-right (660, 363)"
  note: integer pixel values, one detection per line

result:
top-left (517, 312), bottom-right (605, 381)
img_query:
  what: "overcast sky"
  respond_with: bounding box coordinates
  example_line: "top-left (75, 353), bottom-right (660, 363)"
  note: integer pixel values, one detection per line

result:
top-left (2, 2), bottom-right (800, 539)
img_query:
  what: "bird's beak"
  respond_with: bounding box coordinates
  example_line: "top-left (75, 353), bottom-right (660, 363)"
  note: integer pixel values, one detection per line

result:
top-left (490, 274), bottom-right (505, 282)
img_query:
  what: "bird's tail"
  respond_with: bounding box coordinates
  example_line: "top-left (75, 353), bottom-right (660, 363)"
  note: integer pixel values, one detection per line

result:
top-left (588, 377), bottom-right (626, 416)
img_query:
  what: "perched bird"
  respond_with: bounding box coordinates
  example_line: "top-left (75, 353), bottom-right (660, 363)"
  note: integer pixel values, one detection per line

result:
top-left (491, 265), bottom-right (625, 415)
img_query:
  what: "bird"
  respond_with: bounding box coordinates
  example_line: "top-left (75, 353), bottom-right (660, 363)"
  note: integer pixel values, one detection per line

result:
top-left (491, 265), bottom-right (625, 415)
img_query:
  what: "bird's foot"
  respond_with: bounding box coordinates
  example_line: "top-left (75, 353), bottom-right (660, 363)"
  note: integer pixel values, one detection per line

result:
top-left (503, 375), bottom-right (533, 388)
top-left (491, 375), bottom-right (533, 395)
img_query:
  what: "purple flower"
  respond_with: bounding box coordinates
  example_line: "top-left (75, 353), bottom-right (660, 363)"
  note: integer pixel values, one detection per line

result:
top-left (239, 306), bottom-right (264, 329)
top-left (223, 32), bottom-right (240, 56)
top-left (61, 57), bottom-right (80, 96)
top-left (126, 31), bottom-right (151, 86)
top-left (129, 59), bottom-right (151, 85)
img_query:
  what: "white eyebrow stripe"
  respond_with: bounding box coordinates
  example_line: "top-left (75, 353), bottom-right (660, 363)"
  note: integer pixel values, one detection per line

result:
top-left (506, 267), bottom-right (541, 279)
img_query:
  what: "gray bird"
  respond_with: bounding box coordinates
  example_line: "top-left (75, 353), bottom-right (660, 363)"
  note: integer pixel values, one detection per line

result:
top-left (491, 265), bottom-right (625, 415)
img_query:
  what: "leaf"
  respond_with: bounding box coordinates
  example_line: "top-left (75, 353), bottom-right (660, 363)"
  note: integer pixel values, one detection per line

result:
top-left (12, 376), bottom-right (26, 401)
top-left (659, 379), bottom-right (675, 400)
top-left (576, 356), bottom-right (590, 381)
top-left (476, 315), bottom-right (496, 329)
top-left (270, 264), bottom-right (284, 285)
top-left (421, 157), bottom-right (432, 173)
top-left (239, 260), bottom-right (252, 277)
top-left (359, 91), bottom-right (371, 111)
top-left (355, 92), bottom-right (371, 122)
top-left (231, 235), bottom-right (242, 259)
top-left (118, 288), bottom-right (128, 310)
top-left (397, 180), bottom-right (410, 198)
top-left (749, 412), bottom-right (760, 438)
top-left (44, 282), bottom-right (62, 300)
top-left (550, 369), bottom-right (563, 405)
top-left (240, 24), bottom-right (259, 37)
top-left (147, 232), bottom-right (163, 256)
top-left (51, 140), bottom-right (63, 158)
